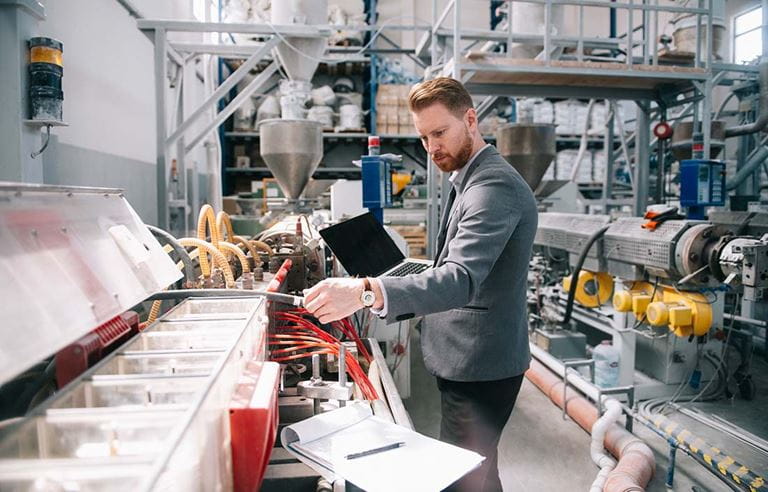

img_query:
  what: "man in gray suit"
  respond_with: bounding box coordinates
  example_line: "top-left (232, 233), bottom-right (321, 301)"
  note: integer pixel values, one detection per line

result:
top-left (304, 77), bottom-right (537, 491)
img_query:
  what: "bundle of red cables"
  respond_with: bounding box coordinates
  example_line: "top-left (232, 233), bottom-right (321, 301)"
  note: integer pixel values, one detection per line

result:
top-left (270, 310), bottom-right (378, 401)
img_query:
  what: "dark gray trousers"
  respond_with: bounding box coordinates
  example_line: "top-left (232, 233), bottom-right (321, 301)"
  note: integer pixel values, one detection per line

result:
top-left (437, 373), bottom-right (525, 492)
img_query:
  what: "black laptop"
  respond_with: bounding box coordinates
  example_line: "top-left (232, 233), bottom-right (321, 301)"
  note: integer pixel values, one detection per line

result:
top-left (319, 212), bottom-right (431, 277)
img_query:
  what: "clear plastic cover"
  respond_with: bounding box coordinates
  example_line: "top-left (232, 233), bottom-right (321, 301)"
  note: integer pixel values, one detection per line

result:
top-left (48, 378), bottom-right (206, 410)
top-left (0, 461), bottom-right (150, 492)
top-left (0, 412), bottom-right (182, 460)
top-left (94, 353), bottom-right (222, 378)
top-left (0, 185), bottom-right (182, 385)
top-left (0, 296), bottom-right (269, 492)
top-left (123, 330), bottom-right (238, 352)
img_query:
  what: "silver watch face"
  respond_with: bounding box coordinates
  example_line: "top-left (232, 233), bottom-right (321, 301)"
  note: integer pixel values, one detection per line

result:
top-left (361, 290), bottom-right (376, 307)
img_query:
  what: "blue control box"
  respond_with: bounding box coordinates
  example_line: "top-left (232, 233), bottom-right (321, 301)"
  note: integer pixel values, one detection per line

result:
top-left (680, 159), bottom-right (725, 218)
top-left (361, 155), bottom-right (392, 223)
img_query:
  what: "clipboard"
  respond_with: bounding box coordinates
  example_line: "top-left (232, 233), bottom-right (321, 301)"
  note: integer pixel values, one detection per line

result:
top-left (281, 402), bottom-right (484, 492)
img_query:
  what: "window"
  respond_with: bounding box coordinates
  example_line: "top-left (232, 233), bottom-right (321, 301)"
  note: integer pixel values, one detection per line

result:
top-left (733, 6), bottom-right (763, 64)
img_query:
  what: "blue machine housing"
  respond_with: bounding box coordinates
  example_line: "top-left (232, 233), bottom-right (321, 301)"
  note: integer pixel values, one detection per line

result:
top-left (680, 159), bottom-right (726, 219)
top-left (361, 155), bottom-right (393, 223)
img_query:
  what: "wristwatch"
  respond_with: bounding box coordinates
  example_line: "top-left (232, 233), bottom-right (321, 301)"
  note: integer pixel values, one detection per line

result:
top-left (360, 278), bottom-right (376, 308)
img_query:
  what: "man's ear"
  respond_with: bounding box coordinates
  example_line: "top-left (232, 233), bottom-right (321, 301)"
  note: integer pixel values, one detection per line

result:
top-left (464, 107), bottom-right (478, 132)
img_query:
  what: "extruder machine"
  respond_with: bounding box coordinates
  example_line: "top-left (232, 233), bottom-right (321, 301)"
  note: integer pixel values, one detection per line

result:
top-left (529, 210), bottom-right (768, 400)
top-left (0, 180), bottom-right (408, 492)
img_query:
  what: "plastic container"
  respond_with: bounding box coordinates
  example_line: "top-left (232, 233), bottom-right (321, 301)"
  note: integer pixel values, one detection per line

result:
top-left (593, 340), bottom-right (620, 388)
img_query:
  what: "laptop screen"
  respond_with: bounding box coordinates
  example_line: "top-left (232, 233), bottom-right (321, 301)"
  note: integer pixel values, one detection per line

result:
top-left (319, 212), bottom-right (405, 276)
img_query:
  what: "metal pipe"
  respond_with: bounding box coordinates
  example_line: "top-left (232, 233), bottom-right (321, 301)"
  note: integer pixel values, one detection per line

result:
top-left (525, 358), bottom-right (655, 492)
top-left (725, 61), bottom-right (768, 138)
top-left (154, 28), bottom-right (169, 230)
top-left (530, 343), bottom-right (600, 401)
top-left (726, 145), bottom-right (768, 190)
top-left (714, 91), bottom-right (737, 120)
top-left (147, 289), bottom-right (304, 306)
top-left (724, 313), bottom-right (768, 328)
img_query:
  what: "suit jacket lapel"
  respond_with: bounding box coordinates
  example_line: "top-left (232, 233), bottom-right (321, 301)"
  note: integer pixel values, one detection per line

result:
top-left (433, 187), bottom-right (456, 266)
top-left (432, 146), bottom-right (495, 266)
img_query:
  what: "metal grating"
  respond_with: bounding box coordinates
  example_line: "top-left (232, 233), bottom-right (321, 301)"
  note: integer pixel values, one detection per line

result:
top-left (603, 217), bottom-right (691, 271)
top-left (535, 213), bottom-right (610, 259)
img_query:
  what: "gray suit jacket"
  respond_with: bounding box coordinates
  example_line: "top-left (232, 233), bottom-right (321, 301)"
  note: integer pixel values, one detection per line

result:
top-left (379, 145), bottom-right (537, 381)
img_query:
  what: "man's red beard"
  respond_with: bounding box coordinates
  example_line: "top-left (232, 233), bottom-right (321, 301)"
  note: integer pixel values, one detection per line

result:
top-left (431, 129), bottom-right (473, 172)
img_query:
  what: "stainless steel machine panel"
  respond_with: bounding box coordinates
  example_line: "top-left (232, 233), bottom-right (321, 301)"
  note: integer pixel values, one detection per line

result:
top-left (535, 213), bottom-right (611, 269)
top-left (603, 218), bottom-right (694, 275)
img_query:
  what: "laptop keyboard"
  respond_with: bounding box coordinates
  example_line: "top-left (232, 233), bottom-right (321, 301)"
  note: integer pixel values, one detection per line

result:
top-left (386, 261), bottom-right (430, 277)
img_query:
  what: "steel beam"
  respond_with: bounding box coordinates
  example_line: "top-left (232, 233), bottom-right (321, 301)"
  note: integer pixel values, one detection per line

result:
top-left (634, 102), bottom-right (650, 216)
top-left (137, 20), bottom-right (329, 36)
top-left (465, 82), bottom-right (656, 101)
top-left (167, 37), bottom-right (278, 148)
top-left (184, 62), bottom-right (279, 155)
top-left (154, 27), bottom-right (169, 229)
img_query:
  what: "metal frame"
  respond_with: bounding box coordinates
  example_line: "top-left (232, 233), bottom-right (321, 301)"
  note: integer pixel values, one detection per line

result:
top-left (139, 18), bottom-right (430, 233)
top-left (422, 0), bottom-right (741, 220)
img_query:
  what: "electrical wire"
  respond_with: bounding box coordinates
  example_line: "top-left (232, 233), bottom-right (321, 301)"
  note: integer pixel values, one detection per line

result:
top-left (272, 311), bottom-right (378, 399)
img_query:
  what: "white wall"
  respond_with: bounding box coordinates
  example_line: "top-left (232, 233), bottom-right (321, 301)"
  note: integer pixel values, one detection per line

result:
top-left (36, 0), bottom-right (214, 224)
top-left (39, 0), bottom-right (196, 163)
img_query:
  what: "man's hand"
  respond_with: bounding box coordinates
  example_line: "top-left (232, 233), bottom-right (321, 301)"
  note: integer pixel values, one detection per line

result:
top-left (303, 278), bottom-right (366, 324)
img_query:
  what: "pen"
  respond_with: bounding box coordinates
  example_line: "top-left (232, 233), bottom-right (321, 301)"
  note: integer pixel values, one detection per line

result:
top-left (344, 441), bottom-right (406, 460)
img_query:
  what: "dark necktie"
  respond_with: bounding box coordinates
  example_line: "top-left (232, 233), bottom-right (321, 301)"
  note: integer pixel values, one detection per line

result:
top-left (433, 186), bottom-right (457, 266)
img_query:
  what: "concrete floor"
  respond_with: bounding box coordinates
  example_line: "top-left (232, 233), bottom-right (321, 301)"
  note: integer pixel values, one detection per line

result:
top-left (404, 330), bottom-right (768, 491)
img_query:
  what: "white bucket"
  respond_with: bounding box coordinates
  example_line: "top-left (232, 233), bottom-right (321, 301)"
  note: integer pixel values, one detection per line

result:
top-left (339, 104), bottom-right (362, 129)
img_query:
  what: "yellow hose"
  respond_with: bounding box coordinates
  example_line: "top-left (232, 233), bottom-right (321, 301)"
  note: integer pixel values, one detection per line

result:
top-left (218, 240), bottom-right (250, 273)
top-left (231, 234), bottom-right (259, 260)
top-left (147, 299), bottom-right (163, 324)
top-left (179, 237), bottom-right (235, 288)
top-left (196, 205), bottom-right (221, 277)
top-left (216, 211), bottom-right (236, 242)
top-left (249, 239), bottom-right (274, 255)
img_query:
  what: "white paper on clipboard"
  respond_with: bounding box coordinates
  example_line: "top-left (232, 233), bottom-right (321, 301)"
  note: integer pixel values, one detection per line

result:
top-left (281, 402), bottom-right (484, 492)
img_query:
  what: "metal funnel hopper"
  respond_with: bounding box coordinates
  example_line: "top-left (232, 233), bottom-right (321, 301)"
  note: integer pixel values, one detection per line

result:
top-left (259, 119), bottom-right (323, 199)
top-left (272, 0), bottom-right (328, 82)
top-left (496, 123), bottom-right (556, 190)
top-left (274, 38), bottom-right (326, 82)
top-left (302, 179), bottom-right (336, 199)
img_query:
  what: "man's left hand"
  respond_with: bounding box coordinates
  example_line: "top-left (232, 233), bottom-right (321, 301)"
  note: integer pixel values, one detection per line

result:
top-left (303, 278), bottom-right (365, 324)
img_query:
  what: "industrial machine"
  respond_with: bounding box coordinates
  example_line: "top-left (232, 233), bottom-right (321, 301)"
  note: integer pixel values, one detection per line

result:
top-left (0, 66), bottom-right (413, 489)
top-left (530, 211), bottom-right (768, 399)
